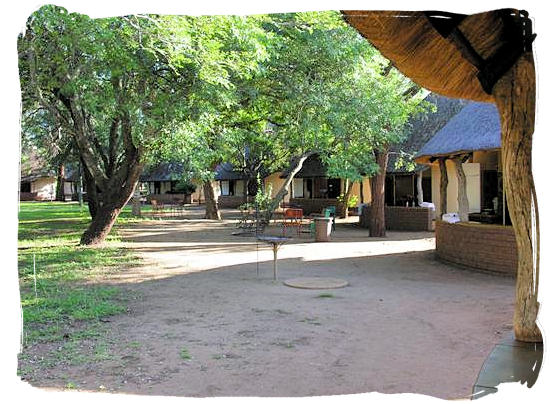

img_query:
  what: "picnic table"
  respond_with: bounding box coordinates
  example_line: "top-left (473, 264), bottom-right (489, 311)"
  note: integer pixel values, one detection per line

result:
top-left (256, 235), bottom-right (292, 280)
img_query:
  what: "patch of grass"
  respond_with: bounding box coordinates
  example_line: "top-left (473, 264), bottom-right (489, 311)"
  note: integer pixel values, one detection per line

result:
top-left (127, 341), bottom-right (141, 349)
top-left (179, 347), bottom-right (192, 360)
top-left (316, 293), bottom-right (334, 298)
top-left (65, 382), bottom-right (77, 390)
top-left (18, 202), bottom-right (140, 347)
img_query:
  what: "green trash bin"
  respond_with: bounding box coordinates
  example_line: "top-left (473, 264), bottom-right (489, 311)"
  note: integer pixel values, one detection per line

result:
top-left (324, 206), bottom-right (336, 231)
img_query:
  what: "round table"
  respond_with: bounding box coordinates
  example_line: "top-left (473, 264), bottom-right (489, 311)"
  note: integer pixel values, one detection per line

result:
top-left (256, 235), bottom-right (292, 280)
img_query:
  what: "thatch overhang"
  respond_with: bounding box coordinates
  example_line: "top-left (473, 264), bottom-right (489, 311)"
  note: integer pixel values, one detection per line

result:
top-left (341, 9), bottom-right (534, 102)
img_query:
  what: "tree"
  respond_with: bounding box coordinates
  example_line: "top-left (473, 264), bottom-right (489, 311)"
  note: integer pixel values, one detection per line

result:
top-left (19, 7), bottom-right (270, 242)
top-left (326, 64), bottom-right (430, 236)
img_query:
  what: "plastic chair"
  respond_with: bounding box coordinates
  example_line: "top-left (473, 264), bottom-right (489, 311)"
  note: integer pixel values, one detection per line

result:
top-left (282, 208), bottom-right (303, 237)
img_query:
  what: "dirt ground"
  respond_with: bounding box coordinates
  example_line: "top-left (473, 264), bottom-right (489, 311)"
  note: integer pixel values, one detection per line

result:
top-left (24, 206), bottom-right (516, 399)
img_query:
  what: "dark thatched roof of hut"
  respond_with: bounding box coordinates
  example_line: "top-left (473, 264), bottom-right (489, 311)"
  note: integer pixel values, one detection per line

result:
top-left (280, 154), bottom-right (327, 178)
top-left (140, 162), bottom-right (187, 182)
top-left (214, 163), bottom-right (247, 181)
top-left (387, 93), bottom-right (469, 173)
top-left (415, 101), bottom-right (501, 163)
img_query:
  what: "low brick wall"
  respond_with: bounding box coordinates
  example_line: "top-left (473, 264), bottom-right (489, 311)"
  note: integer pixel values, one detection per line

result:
top-left (359, 206), bottom-right (434, 231)
top-left (435, 221), bottom-right (517, 276)
top-left (20, 192), bottom-right (39, 201)
top-left (19, 192), bottom-right (53, 201)
top-left (289, 198), bottom-right (344, 216)
top-left (218, 195), bottom-right (249, 208)
top-left (146, 193), bottom-right (191, 204)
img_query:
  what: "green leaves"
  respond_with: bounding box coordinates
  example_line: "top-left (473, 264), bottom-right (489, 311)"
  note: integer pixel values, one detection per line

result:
top-left (20, 7), bottom-right (433, 194)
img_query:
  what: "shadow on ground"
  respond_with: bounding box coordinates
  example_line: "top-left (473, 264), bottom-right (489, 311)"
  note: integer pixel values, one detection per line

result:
top-left (19, 208), bottom-right (518, 399)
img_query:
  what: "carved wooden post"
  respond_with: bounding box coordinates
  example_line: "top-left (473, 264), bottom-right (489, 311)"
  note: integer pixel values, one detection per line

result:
top-left (438, 157), bottom-right (448, 219)
top-left (493, 53), bottom-right (541, 342)
top-left (416, 170), bottom-right (423, 205)
top-left (451, 156), bottom-right (469, 222)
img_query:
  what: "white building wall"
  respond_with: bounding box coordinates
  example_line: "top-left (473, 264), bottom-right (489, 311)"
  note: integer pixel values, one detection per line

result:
top-left (234, 180), bottom-right (245, 196)
top-left (432, 161), bottom-right (481, 217)
top-left (31, 177), bottom-right (55, 200)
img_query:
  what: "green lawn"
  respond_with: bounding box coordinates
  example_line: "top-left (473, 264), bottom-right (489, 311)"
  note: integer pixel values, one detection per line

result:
top-left (18, 201), bottom-right (147, 347)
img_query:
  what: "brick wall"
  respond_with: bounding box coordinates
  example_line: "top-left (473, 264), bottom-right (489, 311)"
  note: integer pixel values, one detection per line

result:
top-left (218, 195), bottom-right (249, 208)
top-left (360, 206), bottom-right (434, 231)
top-left (435, 221), bottom-right (517, 276)
top-left (147, 193), bottom-right (191, 204)
top-left (289, 198), bottom-right (344, 216)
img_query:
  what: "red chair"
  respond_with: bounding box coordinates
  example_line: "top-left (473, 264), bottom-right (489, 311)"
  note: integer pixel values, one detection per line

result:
top-left (282, 208), bottom-right (303, 237)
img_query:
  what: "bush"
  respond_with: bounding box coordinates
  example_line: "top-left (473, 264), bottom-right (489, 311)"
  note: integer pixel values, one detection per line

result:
top-left (174, 180), bottom-right (196, 195)
top-left (337, 193), bottom-right (359, 208)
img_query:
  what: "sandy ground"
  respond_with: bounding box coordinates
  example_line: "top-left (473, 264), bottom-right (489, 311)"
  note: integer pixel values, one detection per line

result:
top-left (26, 206), bottom-right (516, 399)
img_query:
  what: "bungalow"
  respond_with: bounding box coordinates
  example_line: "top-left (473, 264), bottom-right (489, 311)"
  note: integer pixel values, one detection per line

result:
top-left (271, 153), bottom-right (371, 216)
top-left (214, 163), bottom-right (249, 208)
top-left (20, 170), bottom-right (57, 201)
top-left (415, 101), bottom-right (509, 224)
top-left (20, 165), bottom-right (76, 201)
top-left (139, 162), bottom-right (204, 204)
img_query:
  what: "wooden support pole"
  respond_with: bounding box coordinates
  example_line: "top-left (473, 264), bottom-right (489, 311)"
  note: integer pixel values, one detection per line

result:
top-left (438, 158), bottom-right (448, 219)
top-left (493, 52), bottom-right (541, 342)
top-left (452, 156), bottom-right (469, 222)
top-left (416, 171), bottom-right (424, 205)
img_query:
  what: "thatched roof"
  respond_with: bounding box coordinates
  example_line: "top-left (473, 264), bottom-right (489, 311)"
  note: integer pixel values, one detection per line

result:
top-left (341, 9), bottom-right (534, 103)
top-left (388, 93), bottom-right (469, 173)
top-left (280, 154), bottom-right (327, 178)
top-left (214, 163), bottom-right (247, 181)
top-left (415, 101), bottom-right (501, 163)
top-left (140, 162), bottom-right (186, 182)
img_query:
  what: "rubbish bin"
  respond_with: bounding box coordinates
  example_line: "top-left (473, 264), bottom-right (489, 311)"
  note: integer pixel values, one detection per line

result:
top-left (314, 217), bottom-right (333, 242)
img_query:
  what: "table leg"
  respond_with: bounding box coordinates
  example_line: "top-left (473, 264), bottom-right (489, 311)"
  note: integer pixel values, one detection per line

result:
top-left (273, 244), bottom-right (278, 280)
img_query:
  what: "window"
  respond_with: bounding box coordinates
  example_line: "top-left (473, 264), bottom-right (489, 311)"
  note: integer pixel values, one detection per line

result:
top-left (293, 178), bottom-right (304, 198)
top-left (20, 182), bottom-right (31, 193)
top-left (220, 180), bottom-right (230, 196)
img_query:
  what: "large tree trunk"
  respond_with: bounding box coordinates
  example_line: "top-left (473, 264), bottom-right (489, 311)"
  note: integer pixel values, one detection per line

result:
top-left (80, 204), bottom-right (122, 245)
top-left (369, 148), bottom-right (389, 237)
top-left (493, 52), bottom-right (541, 342)
top-left (268, 151), bottom-right (314, 217)
top-left (81, 159), bottom-right (99, 219)
top-left (452, 156), bottom-right (469, 222)
top-left (55, 163), bottom-right (65, 201)
top-left (80, 161), bottom-right (143, 245)
top-left (203, 180), bottom-right (221, 220)
top-left (438, 157), bottom-right (448, 220)
top-left (131, 186), bottom-right (141, 216)
top-left (416, 170), bottom-right (423, 205)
